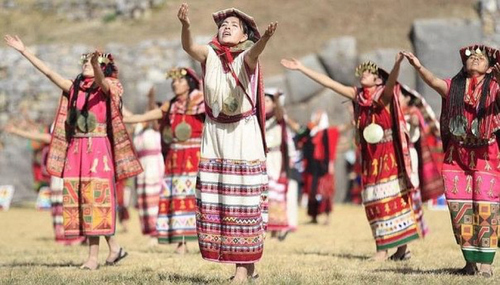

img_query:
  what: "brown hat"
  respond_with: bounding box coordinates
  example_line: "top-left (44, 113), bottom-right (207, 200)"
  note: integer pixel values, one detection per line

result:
top-left (213, 8), bottom-right (261, 42)
top-left (459, 44), bottom-right (500, 66)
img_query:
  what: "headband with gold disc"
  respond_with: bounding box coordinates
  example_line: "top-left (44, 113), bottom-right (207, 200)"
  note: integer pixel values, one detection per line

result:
top-left (166, 68), bottom-right (188, 79)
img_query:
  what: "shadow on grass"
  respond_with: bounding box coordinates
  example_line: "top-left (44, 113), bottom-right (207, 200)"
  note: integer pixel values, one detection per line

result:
top-left (296, 250), bottom-right (368, 261)
top-left (375, 267), bottom-right (465, 276)
top-left (158, 272), bottom-right (224, 284)
top-left (0, 262), bottom-right (80, 268)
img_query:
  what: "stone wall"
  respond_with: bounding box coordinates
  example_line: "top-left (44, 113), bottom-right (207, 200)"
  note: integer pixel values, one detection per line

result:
top-left (2, 0), bottom-right (499, 203)
top-left (2, 0), bottom-right (166, 20)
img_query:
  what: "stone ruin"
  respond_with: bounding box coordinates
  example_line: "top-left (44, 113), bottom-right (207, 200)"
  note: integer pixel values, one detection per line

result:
top-left (1, 0), bottom-right (498, 203)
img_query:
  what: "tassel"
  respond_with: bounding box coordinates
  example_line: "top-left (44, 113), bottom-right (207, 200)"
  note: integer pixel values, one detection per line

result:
top-left (90, 158), bottom-right (98, 173)
top-left (87, 137), bottom-right (92, 153)
top-left (103, 156), bottom-right (111, 172)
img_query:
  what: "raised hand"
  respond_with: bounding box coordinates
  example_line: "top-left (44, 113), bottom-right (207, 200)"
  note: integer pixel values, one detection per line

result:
top-left (401, 51), bottom-right (422, 69)
top-left (280, 58), bottom-right (303, 70)
top-left (262, 22), bottom-right (278, 39)
top-left (395, 51), bottom-right (404, 64)
top-left (178, 3), bottom-right (190, 27)
top-left (4, 35), bottom-right (26, 53)
top-left (90, 50), bottom-right (100, 67)
top-left (147, 87), bottom-right (156, 98)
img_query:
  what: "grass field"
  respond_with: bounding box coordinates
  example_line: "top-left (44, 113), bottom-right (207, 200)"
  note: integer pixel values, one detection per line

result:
top-left (0, 203), bottom-right (497, 284)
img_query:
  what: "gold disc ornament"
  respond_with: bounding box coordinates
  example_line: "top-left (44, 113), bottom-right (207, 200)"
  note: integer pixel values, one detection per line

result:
top-left (363, 123), bottom-right (384, 144)
top-left (223, 95), bottom-right (239, 114)
top-left (77, 112), bottom-right (97, 133)
top-left (174, 122), bottom-right (192, 142)
top-left (162, 126), bottom-right (174, 144)
top-left (449, 115), bottom-right (467, 137)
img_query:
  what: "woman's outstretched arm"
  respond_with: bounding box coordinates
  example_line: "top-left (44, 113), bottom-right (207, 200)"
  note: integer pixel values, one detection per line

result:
top-left (4, 35), bottom-right (72, 93)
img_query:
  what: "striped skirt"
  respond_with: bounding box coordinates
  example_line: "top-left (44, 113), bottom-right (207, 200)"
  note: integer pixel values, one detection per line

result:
top-left (156, 174), bottom-right (198, 244)
top-left (196, 158), bottom-right (268, 263)
top-left (362, 175), bottom-right (421, 251)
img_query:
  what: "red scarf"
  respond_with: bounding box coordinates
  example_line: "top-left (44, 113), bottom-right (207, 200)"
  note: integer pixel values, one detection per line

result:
top-left (207, 36), bottom-right (268, 153)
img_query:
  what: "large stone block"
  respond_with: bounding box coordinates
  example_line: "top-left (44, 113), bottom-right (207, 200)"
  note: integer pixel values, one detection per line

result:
top-left (307, 89), bottom-right (352, 126)
top-left (284, 54), bottom-right (327, 104)
top-left (285, 102), bottom-right (310, 126)
top-left (411, 18), bottom-right (483, 115)
top-left (318, 36), bottom-right (357, 86)
top-left (359, 48), bottom-right (417, 90)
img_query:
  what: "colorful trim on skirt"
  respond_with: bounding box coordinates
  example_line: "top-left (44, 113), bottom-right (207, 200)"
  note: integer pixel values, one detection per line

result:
top-left (137, 180), bottom-right (161, 236)
top-left (443, 143), bottom-right (500, 263)
top-left (362, 175), bottom-right (420, 250)
top-left (196, 158), bottom-right (268, 263)
top-left (62, 177), bottom-right (116, 236)
top-left (51, 187), bottom-right (86, 245)
top-left (156, 174), bottom-right (198, 244)
top-left (267, 178), bottom-right (288, 231)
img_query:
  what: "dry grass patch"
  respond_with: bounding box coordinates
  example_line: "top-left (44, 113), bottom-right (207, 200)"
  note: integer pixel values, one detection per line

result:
top-left (0, 204), bottom-right (497, 284)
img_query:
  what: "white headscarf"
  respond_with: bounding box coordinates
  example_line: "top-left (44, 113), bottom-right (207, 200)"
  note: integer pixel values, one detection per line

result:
top-left (309, 110), bottom-right (329, 137)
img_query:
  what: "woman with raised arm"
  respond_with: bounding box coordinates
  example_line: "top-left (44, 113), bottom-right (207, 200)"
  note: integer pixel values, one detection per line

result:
top-left (177, 3), bottom-right (277, 281)
top-left (282, 53), bottom-right (423, 261)
top-left (4, 35), bottom-right (142, 270)
top-left (293, 110), bottom-right (340, 225)
top-left (128, 88), bottom-right (164, 243)
top-left (124, 67), bottom-right (204, 254)
top-left (403, 46), bottom-right (500, 277)
top-left (263, 89), bottom-right (297, 240)
top-left (5, 124), bottom-right (86, 246)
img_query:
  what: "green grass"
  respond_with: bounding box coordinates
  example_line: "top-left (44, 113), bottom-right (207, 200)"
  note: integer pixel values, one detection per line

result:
top-left (0, 204), bottom-right (497, 284)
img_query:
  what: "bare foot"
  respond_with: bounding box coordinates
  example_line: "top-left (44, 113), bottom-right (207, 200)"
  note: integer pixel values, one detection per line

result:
top-left (175, 242), bottom-right (188, 254)
top-left (477, 263), bottom-right (493, 278)
top-left (389, 245), bottom-right (410, 261)
top-left (80, 258), bottom-right (99, 270)
top-left (232, 263), bottom-right (255, 283)
top-left (105, 247), bottom-right (121, 263)
top-left (369, 250), bottom-right (388, 261)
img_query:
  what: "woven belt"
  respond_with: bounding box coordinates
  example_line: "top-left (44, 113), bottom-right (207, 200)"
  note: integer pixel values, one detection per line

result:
top-left (205, 105), bottom-right (256, 124)
top-left (73, 123), bottom-right (107, 138)
top-left (455, 136), bottom-right (495, 147)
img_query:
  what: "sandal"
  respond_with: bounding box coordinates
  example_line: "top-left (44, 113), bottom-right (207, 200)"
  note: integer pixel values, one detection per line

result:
top-left (389, 250), bottom-right (411, 261)
top-left (105, 247), bottom-right (128, 266)
top-left (454, 264), bottom-right (477, 276)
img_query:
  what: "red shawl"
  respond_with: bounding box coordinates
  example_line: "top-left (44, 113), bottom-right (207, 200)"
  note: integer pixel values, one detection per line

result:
top-left (354, 85), bottom-right (414, 190)
top-left (46, 77), bottom-right (143, 181)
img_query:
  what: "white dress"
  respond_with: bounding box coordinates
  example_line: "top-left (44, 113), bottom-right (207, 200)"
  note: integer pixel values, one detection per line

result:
top-left (196, 46), bottom-right (268, 263)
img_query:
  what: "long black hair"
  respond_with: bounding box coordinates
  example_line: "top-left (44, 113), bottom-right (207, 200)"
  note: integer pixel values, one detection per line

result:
top-left (448, 68), bottom-right (493, 123)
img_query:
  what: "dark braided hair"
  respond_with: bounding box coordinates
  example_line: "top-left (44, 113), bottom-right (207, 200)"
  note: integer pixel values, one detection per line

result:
top-left (102, 63), bottom-right (117, 78)
top-left (477, 72), bottom-right (493, 120)
top-left (448, 67), bottom-right (493, 135)
top-left (448, 69), bottom-right (466, 121)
